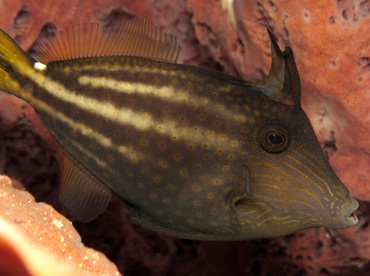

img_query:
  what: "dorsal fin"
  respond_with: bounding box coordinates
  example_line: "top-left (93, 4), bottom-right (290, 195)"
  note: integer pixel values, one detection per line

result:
top-left (34, 16), bottom-right (181, 64)
top-left (252, 29), bottom-right (301, 106)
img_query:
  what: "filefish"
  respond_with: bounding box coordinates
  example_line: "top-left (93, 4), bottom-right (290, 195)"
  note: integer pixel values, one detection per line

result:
top-left (0, 16), bottom-right (358, 240)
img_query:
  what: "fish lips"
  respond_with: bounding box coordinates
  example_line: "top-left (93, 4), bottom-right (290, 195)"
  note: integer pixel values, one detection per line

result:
top-left (338, 196), bottom-right (359, 228)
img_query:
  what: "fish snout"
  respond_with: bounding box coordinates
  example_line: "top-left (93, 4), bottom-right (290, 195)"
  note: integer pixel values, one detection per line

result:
top-left (337, 196), bottom-right (359, 228)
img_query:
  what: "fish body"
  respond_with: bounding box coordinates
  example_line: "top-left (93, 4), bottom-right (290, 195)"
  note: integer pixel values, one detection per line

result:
top-left (0, 17), bottom-right (358, 240)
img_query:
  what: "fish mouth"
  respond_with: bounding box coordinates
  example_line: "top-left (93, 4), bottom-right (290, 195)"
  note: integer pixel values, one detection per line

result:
top-left (340, 197), bottom-right (359, 227)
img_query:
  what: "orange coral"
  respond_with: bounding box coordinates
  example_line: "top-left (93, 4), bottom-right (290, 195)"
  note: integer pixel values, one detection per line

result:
top-left (0, 175), bottom-right (120, 275)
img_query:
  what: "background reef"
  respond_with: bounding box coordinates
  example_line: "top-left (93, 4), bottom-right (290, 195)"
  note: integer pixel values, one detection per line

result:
top-left (0, 0), bottom-right (369, 275)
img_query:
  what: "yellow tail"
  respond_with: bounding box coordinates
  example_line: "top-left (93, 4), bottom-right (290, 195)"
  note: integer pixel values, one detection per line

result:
top-left (0, 29), bottom-right (31, 92)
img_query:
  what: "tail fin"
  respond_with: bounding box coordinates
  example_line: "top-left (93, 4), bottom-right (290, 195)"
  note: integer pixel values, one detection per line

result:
top-left (0, 30), bottom-right (31, 92)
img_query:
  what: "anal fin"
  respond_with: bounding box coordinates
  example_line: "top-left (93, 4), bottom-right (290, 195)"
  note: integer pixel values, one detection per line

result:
top-left (59, 153), bottom-right (112, 222)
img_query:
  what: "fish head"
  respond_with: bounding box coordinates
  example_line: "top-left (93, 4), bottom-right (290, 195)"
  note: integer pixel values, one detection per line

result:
top-left (232, 104), bottom-right (358, 237)
top-left (229, 31), bottom-right (358, 238)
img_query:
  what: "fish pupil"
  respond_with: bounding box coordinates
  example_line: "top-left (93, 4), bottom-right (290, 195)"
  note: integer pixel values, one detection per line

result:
top-left (268, 133), bottom-right (283, 145)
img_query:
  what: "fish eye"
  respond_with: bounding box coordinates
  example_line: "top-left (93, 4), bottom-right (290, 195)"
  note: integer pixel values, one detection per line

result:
top-left (259, 124), bottom-right (290, 153)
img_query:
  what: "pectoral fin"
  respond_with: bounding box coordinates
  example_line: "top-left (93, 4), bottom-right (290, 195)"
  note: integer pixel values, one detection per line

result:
top-left (58, 154), bottom-right (112, 222)
top-left (225, 167), bottom-right (252, 208)
top-left (226, 168), bottom-right (271, 221)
